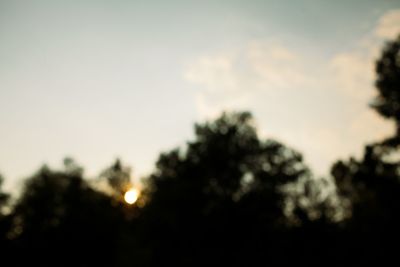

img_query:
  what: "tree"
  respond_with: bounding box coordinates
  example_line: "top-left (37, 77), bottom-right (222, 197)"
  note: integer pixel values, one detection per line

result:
top-left (0, 174), bottom-right (10, 255)
top-left (99, 159), bottom-right (132, 198)
top-left (137, 111), bottom-right (313, 266)
top-left (331, 33), bottom-right (400, 265)
top-left (372, 34), bottom-right (400, 145)
top-left (8, 160), bottom-right (127, 267)
top-left (0, 174), bottom-right (9, 216)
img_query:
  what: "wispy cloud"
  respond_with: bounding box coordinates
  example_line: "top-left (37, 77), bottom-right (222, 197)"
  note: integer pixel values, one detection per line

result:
top-left (246, 41), bottom-right (314, 89)
top-left (375, 9), bottom-right (400, 39)
top-left (184, 41), bottom-right (314, 119)
top-left (183, 10), bottom-right (399, 175)
top-left (330, 9), bottom-right (400, 102)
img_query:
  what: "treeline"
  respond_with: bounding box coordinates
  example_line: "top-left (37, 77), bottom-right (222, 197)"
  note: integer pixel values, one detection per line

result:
top-left (0, 35), bottom-right (399, 266)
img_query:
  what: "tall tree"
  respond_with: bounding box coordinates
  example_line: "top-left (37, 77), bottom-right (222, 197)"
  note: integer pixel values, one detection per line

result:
top-left (8, 160), bottom-right (127, 267)
top-left (373, 34), bottom-right (400, 145)
top-left (331, 34), bottom-right (400, 265)
top-left (0, 174), bottom-right (10, 255)
top-left (137, 111), bottom-right (313, 266)
top-left (0, 174), bottom-right (9, 216)
top-left (100, 159), bottom-right (132, 198)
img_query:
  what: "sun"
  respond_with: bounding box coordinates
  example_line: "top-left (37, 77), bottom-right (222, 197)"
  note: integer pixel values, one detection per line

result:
top-left (124, 188), bottom-right (139, 204)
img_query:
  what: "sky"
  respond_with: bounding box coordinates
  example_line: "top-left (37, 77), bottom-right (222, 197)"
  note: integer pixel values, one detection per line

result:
top-left (1, 0), bottom-right (400, 191)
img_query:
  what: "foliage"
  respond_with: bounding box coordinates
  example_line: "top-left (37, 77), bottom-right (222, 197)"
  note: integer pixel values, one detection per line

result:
top-left (6, 161), bottom-right (127, 266)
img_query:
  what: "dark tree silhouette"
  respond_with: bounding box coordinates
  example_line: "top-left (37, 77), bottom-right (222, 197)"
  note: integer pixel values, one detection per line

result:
top-left (0, 175), bottom-right (8, 211)
top-left (331, 145), bottom-right (400, 264)
top-left (331, 34), bottom-right (400, 265)
top-left (373, 34), bottom-right (400, 120)
top-left (0, 174), bottom-right (11, 258)
top-left (100, 159), bottom-right (132, 198)
top-left (373, 34), bottom-right (400, 145)
top-left (135, 111), bottom-right (315, 266)
top-left (7, 160), bottom-right (128, 267)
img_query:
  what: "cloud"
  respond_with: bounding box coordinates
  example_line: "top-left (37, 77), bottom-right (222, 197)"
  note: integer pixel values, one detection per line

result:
top-left (183, 10), bottom-right (398, 175)
top-left (375, 9), bottom-right (400, 39)
top-left (246, 41), bottom-right (314, 89)
top-left (184, 41), bottom-right (315, 119)
top-left (349, 110), bottom-right (393, 143)
top-left (184, 52), bottom-right (253, 119)
top-left (330, 51), bottom-right (374, 101)
top-left (184, 55), bottom-right (239, 94)
top-left (330, 9), bottom-right (400, 102)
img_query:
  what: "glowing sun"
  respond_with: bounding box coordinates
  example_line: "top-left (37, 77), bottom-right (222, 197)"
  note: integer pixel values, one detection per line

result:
top-left (124, 188), bottom-right (139, 204)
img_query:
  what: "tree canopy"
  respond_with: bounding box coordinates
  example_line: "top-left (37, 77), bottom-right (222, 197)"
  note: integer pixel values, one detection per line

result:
top-left (330, 34), bottom-right (400, 265)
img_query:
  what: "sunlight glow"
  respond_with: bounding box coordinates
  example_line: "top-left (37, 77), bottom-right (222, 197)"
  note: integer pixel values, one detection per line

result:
top-left (124, 188), bottom-right (139, 204)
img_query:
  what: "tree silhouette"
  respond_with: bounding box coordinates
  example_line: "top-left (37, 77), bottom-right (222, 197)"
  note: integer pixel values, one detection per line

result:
top-left (0, 174), bottom-right (11, 259)
top-left (373, 34), bottom-right (400, 120)
top-left (373, 34), bottom-right (400, 145)
top-left (136, 111), bottom-right (315, 266)
top-left (100, 159), bottom-right (132, 198)
top-left (7, 160), bottom-right (128, 266)
top-left (331, 34), bottom-right (400, 265)
top-left (0, 175), bottom-right (9, 213)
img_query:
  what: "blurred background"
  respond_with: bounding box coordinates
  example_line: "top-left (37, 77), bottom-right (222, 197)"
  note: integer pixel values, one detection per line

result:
top-left (1, 1), bottom-right (400, 266)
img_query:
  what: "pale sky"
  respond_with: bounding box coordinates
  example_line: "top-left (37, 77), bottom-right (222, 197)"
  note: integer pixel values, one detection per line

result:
top-left (1, 0), bottom-right (400, 191)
